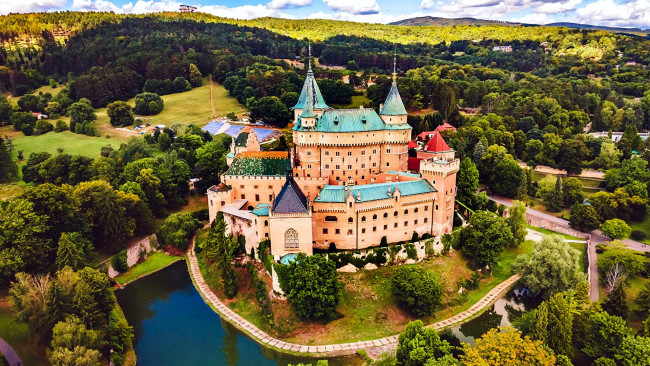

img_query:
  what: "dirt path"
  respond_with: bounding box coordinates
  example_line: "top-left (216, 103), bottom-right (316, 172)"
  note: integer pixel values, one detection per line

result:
top-left (186, 233), bottom-right (521, 357)
top-left (209, 74), bottom-right (216, 117)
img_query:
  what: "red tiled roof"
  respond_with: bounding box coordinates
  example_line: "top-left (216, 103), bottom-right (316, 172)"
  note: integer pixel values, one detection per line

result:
top-left (408, 141), bottom-right (418, 149)
top-left (423, 131), bottom-right (451, 152)
top-left (417, 131), bottom-right (437, 140)
top-left (435, 122), bottom-right (456, 132)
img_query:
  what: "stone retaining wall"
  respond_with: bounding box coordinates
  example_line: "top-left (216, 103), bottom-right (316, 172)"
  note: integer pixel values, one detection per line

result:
top-left (526, 215), bottom-right (588, 239)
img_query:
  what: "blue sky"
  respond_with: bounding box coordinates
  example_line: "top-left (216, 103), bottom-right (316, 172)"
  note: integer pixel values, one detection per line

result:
top-left (1, 0), bottom-right (648, 28)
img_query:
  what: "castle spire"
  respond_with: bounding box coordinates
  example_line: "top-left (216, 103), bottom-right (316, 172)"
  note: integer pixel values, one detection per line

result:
top-left (293, 40), bottom-right (329, 112)
top-left (308, 42), bottom-right (312, 72)
top-left (392, 46), bottom-right (397, 83)
top-left (380, 47), bottom-right (407, 118)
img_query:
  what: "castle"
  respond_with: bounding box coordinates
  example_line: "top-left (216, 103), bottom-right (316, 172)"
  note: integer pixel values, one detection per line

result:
top-left (208, 59), bottom-right (459, 263)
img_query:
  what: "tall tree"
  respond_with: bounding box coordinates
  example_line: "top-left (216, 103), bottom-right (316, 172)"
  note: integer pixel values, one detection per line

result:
top-left (459, 211), bottom-right (513, 267)
top-left (545, 176), bottom-right (564, 212)
top-left (507, 200), bottom-right (527, 247)
top-left (396, 320), bottom-right (454, 366)
top-left (456, 157), bottom-right (479, 206)
top-left (0, 136), bottom-right (17, 182)
top-left (602, 280), bottom-right (628, 319)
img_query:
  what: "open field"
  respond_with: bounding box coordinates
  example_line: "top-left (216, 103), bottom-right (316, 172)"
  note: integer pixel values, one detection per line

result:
top-left (0, 294), bottom-right (49, 366)
top-left (198, 237), bottom-right (533, 345)
top-left (114, 252), bottom-right (183, 285)
top-left (11, 130), bottom-right (121, 158)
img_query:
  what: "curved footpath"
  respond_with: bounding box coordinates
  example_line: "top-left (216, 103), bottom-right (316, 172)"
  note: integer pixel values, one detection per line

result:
top-left (187, 238), bottom-right (520, 357)
top-left (0, 336), bottom-right (21, 366)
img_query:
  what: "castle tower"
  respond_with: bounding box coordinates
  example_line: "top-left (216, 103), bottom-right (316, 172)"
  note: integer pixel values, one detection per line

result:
top-left (379, 51), bottom-right (408, 125)
top-left (299, 80), bottom-right (317, 129)
top-left (418, 131), bottom-right (459, 235)
top-left (293, 43), bottom-right (329, 123)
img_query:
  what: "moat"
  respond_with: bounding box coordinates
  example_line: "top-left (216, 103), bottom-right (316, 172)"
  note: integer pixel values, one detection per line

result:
top-left (116, 261), bottom-right (537, 365)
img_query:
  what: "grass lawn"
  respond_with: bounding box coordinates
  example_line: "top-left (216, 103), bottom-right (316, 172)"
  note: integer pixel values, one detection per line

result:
top-left (114, 252), bottom-right (183, 285)
top-left (197, 238), bottom-right (533, 345)
top-left (527, 225), bottom-right (584, 241)
top-left (113, 303), bottom-right (137, 366)
top-left (330, 95), bottom-right (373, 109)
top-left (6, 84), bottom-right (63, 103)
top-left (11, 130), bottom-right (122, 158)
top-left (0, 295), bottom-right (49, 366)
top-left (627, 209), bottom-right (650, 244)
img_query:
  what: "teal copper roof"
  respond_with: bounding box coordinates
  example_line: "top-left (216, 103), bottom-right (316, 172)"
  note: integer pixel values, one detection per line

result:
top-left (315, 179), bottom-right (436, 203)
top-left (293, 108), bottom-right (410, 133)
top-left (293, 70), bottom-right (329, 110)
top-left (300, 81), bottom-right (317, 118)
top-left (380, 81), bottom-right (407, 116)
top-left (251, 203), bottom-right (270, 217)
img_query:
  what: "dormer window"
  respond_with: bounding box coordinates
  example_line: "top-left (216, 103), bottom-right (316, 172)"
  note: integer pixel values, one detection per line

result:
top-left (334, 117), bottom-right (339, 125)
top-left (362, 118), bottom-right (367, 124)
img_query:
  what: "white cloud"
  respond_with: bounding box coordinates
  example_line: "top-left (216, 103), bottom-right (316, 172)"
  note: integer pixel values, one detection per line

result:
top-left (198, 4), bottom-right (294, 19)
top-left (512, 12), bottom-right (553, 24)
top-left (576, 0), bottom-right (650, 27)
top-left (323, 0), bottom-right (380, 15)
top-left (0, 0), bottom-right (67, 14)
top-left (535, 0), bottom-right (582, 14)
top-left (266, 0), bottom-right (311, 9)
top-left (419, 0), bottom-right (435, 9)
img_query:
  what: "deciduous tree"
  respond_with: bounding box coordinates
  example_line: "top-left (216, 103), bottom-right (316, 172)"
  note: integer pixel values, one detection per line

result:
top-left (392, 266), bottom-right (443, 317)
top-left (460, 211), bottom-right (513, 267)
top-left (284, 253), bottom-right (342, 320)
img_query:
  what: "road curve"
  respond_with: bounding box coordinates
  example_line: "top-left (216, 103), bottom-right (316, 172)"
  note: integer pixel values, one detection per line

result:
top-left (0, 337), bottom-right (22, 366)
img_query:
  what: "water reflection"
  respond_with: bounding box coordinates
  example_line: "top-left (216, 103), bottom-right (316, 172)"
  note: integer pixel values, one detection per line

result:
top-left (451, 285), bottom-right (540, 345)
top-left (115, 261), bottom-right (361, 366)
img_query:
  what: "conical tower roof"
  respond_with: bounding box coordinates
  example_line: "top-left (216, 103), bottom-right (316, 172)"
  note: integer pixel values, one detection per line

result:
top-left (293, 45), bottom-right (329, 111)
top-left (380, 79), bottom-right (407, 116)
top-left (300, 79), bottom-right (317, 118)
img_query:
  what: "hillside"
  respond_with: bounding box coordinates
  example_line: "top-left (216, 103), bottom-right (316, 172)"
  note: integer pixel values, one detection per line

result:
top-left (389, 16), bottom-right (520, 27)
top-left (546, 22), bottom-right (650, 37)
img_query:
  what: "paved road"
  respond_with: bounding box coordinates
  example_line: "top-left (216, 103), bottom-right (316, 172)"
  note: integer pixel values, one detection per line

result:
top-left (489, 195), bottom-right (649, 302)
top-left (0, 337), bottom-right (21, 366)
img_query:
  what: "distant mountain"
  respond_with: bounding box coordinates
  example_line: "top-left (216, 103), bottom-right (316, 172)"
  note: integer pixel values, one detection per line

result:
top-left (390, 16), bottom-right (649, 37)
top-left (546, 22), bottom-right (649, 36)
top-left (389, 16), bottom-right (520, 27)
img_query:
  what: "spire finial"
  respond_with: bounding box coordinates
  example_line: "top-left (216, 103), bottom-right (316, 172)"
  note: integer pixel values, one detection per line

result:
top-left (308, 42), bottom-right (312, 72)
top-left (392, 45), bottom-right (397, 83)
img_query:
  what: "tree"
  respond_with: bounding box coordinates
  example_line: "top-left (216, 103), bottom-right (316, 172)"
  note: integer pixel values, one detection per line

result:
top-left (583, 311), bottom-right (631, 360)
top-left (133, 92), bottom-right (164, 115)
top-left (10, 111), bottom-right (37, 131)
top-left (459, 211), bottom-right (513, 267)
top-left (156, 213), bottom-right (200, 250)
top-left (188, 63), bottom-right (202, 87)
top-left (249, 96), bottom-right (291, 128)
top-left (489, 157), bottom-right (525, 198)
top-left (545, 176), bottom-right (564, 212)
top-left (595, 141), bottom-right (622, 169)
top-left (461, 327), bottom-right (556, 366)
top-left (392, 266), bottom-right (443, 317)
top-left (526, 293), bottom-right (576, 357)
top-left (51, 315), bottom-right (101, 351)
top-left (50, 346), bottom-right (101, 366)
top-left (9, 272), bottom-right (52, 339)
top-left (598, 248), bottom-right (644, 278)
top-left (602, 279), bottom-right (628, 319)
top-left (68, 100), bottom-right (96, 132)
top-left (396, 320), bottom-right (453, 366)
top-left (635, 282), bottom-right (650, 314)
top-left (56, 232), bottom-right (91, 270)
top-left (570, 204), bottom-right (601, 232)
top-left (558, 138), bottom-right (589, 174)
top-left (456, 157), bottom-right (479, 206)
top-left (513, 235), bottom-right (583, 298)
top-left (107, 101), bottom-right (134, 127)
top-left (507, 201), bottom-right (527, 247)
top-left (284, 253), bottom-right (342, 320)
top-left (613, 336), bottom-right (650, 366)
top-left (600, 219), bottom-right (631, 240)
top-left (563, 177), bottom-right (584, 207)
top-left (0, 136), bottom-right (17, 182)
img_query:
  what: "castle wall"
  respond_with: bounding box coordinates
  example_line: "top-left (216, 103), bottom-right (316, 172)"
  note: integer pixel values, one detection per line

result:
top-left (224, 213), bottom-right (260, 255)
top-left (269, 213), bottom-right (313, 258)
top-left (222, 175), bottom-right (286, 210)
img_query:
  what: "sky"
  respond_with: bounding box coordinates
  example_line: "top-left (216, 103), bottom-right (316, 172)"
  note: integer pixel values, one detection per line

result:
top-left (0, 0), bottom-right (648, 29)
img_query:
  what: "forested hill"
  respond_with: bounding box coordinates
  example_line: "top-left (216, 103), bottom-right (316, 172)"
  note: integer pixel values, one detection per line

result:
top-left (546, 22), bottom-right (650, 37)
top-left (389, 16), bottom-right (520, 27)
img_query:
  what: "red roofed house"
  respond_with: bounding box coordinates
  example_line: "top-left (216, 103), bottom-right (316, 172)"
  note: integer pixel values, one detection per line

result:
top-left (434, 122), bottom-right (456, 133)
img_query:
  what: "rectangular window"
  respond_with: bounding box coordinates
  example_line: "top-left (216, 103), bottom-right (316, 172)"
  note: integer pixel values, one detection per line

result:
top-left (269, 195), bottom-right (273, 201)
top-left (335, 151), bottom-right (340, 157)
top-left (325, 164), bottom-right (330, 169)
top-left (335, 229), bottom-right (340, 234)
top-left (325, 151), bottom-right (330, 156)
top-left (414, 220), bottom-right (418, 225)
top-left (424, 218), bottom-right (428, 223)
top-left (348, 151), bottom-right (352, 156)
top-left (373, 162), bottom-right (377, 168)
top-left (323, 228), bottom-right (328, 234)
top-left (220, 201), bottom-right (225, 206)
top-left (336, 165), bottom-right (341, 170)
top-left (425, 206), bottom-right (429, 211)
top-left (362, 228), bottom-right (366, 234)
top-left (347, 229), bottom-right (353, 235)
top-left (373, 227), bottom-right (377, 232)
top-left (361, 150), bottom-right (365, 155)
top-left (394, 223), bottom-right (398, 228)
top-left (348, 165), bottom-right (352, 170)
top-left (240, 185), bottom-right (244, 188)
top-left (436, 204), bottom-right (439, 210)
top-left (404, 221), bottom-right (408, 226)
top-left (373, 149), bottom-right (377, 154)
top-left (361, 164), bottom-right (365, 169)
top-left (384, 225), bottom-right (387, 230)
top-left (386, 148), bottom-right (391, 153)
top-left (255, 194), bottom-right (259, 201)
top-left (241, 194), bottom-right (245, 199)
top-left (254, 185), bottom-right (258, 189)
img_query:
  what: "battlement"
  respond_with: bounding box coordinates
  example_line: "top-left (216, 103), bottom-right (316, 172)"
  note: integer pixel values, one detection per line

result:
top-left (420, 158), bottom-right (460, 176)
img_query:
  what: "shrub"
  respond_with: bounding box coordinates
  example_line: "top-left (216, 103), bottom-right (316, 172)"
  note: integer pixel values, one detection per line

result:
top-left (156, 213), bottom-right (200, 250)
top-left (284, 254), bottom-right (342, 320)
top-left (380, 236), bottom-right (388, 247)
top-left (411, 232), bottom-right (419, 242)
top-left (631, 230), bottom-right (646, 241)
top-left (191, 208), bottom-right (209, 222)
top-left (111, 250), bottom-right (129, 273)
top-left (405, 243), bottom-right (418, 260)
top-left (54, 119), bottom-right (68, 132)
top-left (133, 92), bottom-right (164, 115)
top-left (392, 266), bottom-right (443, 316)
top-left (486, 199), bottom-right (497, 212)
top-left (34, 120), bottom-right (53, 134)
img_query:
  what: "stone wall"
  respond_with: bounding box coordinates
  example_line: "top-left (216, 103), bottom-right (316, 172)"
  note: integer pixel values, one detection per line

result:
top-left (526, 215), bottom-right (589, 239)
top-left (107, 235), bottom-right (156, 278)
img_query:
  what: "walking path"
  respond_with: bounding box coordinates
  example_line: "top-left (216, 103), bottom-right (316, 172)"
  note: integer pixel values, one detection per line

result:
top-left (187, 237), bottom-right (521, 356)
top-left (489, 194), bottom-right (649, 302)
top-left (0, 337), bottom-right (21, 366)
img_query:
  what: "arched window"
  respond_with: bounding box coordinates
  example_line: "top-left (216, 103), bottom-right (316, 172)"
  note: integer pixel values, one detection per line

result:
top-left (373, 214), bottom-right (378, 220)
top-left (348, 217), bottom-right (353, 223)
top-left (285, 229), bottom-right (298, 249)
top-left (383, 213), bottom-right (388, 218)
top-left (264, 220), bottom-right (268, 227)
top-left (404, 209), bottom-right (409, 215)
top-left (362, 216), bottom-right (367, 222)
top-left (394, 211), bottom-right (398, 217)
top-left (414, 208), bottom-right (419, 213)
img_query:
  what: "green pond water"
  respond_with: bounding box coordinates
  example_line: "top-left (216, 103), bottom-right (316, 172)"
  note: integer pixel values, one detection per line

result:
top-left (115, 261), bottom-right (361, 366)
top-left (116, 261), bottom-right (537, 364)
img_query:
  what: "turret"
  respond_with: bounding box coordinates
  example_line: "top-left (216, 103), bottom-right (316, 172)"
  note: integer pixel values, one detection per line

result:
top-left (293, 43), bottom-right (329, 122)
top-left (379, 50), bottom-right (408, 125)
top-left (299, 79), bottom-right (317, 128)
